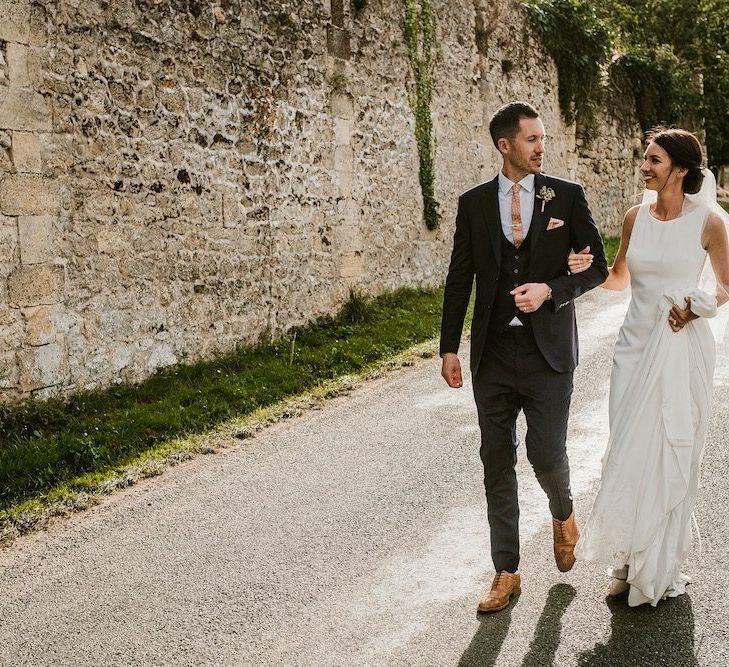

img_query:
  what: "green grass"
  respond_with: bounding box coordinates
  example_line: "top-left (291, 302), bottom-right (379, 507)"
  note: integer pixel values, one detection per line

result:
top-left (604, 235), bottom-right (620, 265)
top-left (720, 200), bottom-right (729, 214)
top-left (0, 287), bottom-right (446, 531)
top-left (0, 240), bottom-right (621, 540)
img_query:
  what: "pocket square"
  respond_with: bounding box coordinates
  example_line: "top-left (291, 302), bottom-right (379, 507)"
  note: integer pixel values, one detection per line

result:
top-left (546, 218), bottom-right (565, 230)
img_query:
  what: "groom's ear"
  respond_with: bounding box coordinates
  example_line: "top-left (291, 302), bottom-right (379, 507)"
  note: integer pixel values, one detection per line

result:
top-left (497, 137), bottom-right (510, 155)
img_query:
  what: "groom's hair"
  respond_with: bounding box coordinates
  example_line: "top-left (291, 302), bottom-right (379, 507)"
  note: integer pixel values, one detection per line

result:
top-left (489, 102), bottom-right (539, 151)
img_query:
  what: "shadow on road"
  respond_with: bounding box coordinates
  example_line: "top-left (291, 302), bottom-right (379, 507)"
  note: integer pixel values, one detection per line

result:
top-left (577, 594), bottom-right (698, 666)
top-left (521, 583), bottom-right (577, 666)
top-left (457, 594), bottom-right (517, 667)
top-left (458, 583), bottom-right (577, 667)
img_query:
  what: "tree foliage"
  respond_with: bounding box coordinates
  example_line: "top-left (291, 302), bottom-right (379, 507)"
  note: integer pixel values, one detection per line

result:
top-left (524, 0), bottom-right (729, 167)
top-left (523, 0), bottom-right (613, 127)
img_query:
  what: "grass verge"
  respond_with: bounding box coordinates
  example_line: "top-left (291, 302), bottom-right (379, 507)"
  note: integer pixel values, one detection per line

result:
top-left (0, 287), bottom-right (447, 545)
top-left (0, 238), bottom-right (620, 546)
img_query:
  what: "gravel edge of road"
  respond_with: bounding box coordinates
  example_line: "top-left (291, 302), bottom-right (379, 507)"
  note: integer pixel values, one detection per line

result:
top-left (0, 338), bottom-right (444, 551)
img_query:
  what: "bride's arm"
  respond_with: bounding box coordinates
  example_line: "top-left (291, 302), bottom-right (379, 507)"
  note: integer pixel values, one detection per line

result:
top-left (702, 211), bottom-right (729, 307)
top-left (566, 205), bottom-right (636, 289)
top-left (599, 206), bottom-right (637, 291)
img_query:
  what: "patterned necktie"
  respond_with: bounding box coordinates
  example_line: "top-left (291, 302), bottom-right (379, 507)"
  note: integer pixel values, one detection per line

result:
top-left (511, 183), bottom-right (524, 249)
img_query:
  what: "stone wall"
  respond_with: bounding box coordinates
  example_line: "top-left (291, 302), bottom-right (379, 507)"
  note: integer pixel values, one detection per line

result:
top-left (0, 0), bottom-right (642, 402)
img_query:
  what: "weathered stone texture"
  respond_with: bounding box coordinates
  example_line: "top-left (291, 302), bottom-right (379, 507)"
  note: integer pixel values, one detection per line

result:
top-left (11, 131), bottom-right (42, 172)
top-left (0, 0), bottom-right (643, 401)
top-left (22, 304), bottom-right (60, 346)
top-left (17, 342), bottom-right (69, 391)
top-left (0, 88), bottom-right (51, 132)
top-left (7, 263), bottom-right (64, 307)
top-left (0, 0), bottom-right (31, 45)
top-left (18, 214), bottom-right (55, 264)
top-left (6, 42), bottom-right (29, 84)
top-left (0, 175), bottom-right (60, 215)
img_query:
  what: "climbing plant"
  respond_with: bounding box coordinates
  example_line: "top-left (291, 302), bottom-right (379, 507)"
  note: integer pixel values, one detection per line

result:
top-left (523, 0), bottom-right (729, 167)
top-left (522, 0), bottom-right (613, 128)
top-left (403, 0), bottom-right (440, 231)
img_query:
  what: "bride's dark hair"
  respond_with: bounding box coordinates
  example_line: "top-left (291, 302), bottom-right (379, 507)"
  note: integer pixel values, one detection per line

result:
top-left (647, 128), bottom-right (705, 194)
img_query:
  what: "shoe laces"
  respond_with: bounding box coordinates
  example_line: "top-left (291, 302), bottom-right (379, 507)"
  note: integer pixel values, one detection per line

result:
top-left (492, 571), bottom-right (509, 589)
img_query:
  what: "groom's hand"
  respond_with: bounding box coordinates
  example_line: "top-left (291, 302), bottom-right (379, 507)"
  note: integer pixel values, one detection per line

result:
top-left (511, 283), bottom-right (551, 313)
top-left (441, 353), bottom-right (463, 388)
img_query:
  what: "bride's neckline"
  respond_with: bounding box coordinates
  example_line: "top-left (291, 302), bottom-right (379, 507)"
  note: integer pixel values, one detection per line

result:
top-left (646, 200), bottom-right (689, 223)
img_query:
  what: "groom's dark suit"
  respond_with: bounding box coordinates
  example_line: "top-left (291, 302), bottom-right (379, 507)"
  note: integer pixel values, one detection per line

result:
top-left (440, 172), bottom-right (608, 573)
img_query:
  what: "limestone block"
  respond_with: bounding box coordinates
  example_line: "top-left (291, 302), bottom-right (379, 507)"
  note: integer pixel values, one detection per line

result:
top-left (0, 217), bottom-right (18, 270)
top-left (11, 131), bottom-right (41, 172)
top-left (147, 343), bottom-right (177, 371)
top-left (330, 92), bottom-right (353, 119)
top-left (334, 144), bottom-right (354, 172)
top-left (333, 168), bottom-right (353, 191)
top-left (340, 251), bottom-right (364, 277)
top-left (22, 304), bottom-right (58, 345)
top-left (0, 87), bottom-right (51, 131)
top-left (18, 214), bottom-right (54, 264)
top-left (26, 47), bottom-right (43, 85)
top-left (0, 0), bottom-right (31, 44)
top-left (334, 117), bottom-right (352, 145)
top-left (7, 263), bottom-right (64, 307)
top-left (0, 349), bottom-right (19, 388)
top-left (159, 88), bottom-right (187, 114)
top-left (222, 192), bottom-right (242, 228)
top-left (6, 43), bottom-right (28, 84)
top-left (96, 228), bottom-right (123, 255)
top-left (0, 174), bottom-right (60, 215)
top-left (17, 342), bottom-right (69, 390)
top-left (327, 26), bottom-right (350, 60)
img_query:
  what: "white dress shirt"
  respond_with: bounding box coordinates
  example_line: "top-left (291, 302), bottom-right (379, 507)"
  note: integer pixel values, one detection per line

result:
top-left (497, 171), bottom-right (535, 243)
top-left (497, 172), bottom-right (535, 325)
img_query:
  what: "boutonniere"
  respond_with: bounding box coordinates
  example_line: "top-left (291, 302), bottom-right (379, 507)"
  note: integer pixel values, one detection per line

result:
top-left (536, 186), bottom-right (556, 212)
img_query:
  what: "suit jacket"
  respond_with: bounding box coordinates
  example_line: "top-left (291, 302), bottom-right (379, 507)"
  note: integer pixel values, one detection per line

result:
top-left (439, 172), bottom-right (609, 375)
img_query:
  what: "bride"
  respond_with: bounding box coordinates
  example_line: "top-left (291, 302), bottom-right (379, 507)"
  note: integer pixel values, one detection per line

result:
top-left (569, 128), bottom-right (729, 606)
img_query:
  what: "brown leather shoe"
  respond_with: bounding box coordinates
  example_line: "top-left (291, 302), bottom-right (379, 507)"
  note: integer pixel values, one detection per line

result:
top-left (477, 571), bottom-right (521, 613)
top-left (553, 511), bottom-right (579, 572)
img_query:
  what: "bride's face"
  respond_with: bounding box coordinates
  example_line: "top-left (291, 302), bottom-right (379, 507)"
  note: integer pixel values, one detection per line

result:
top-left (641, 142), bottom-right (685, 192)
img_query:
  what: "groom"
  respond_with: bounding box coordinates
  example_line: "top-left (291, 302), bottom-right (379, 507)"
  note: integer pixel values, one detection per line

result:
top-left (440, 102), bottom-right (608, 613)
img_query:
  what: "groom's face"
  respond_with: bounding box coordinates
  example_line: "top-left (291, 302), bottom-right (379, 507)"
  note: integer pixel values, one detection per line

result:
top-left (501, 117), bottom-right (546, 176)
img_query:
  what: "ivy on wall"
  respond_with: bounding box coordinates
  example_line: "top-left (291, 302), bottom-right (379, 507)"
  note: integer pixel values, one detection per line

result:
top-left (522, 0), bottom-right (729, 167)
top-left (403, 0), bottom-right (440, 231)
top-left (522, 0), bottom-right (612, 129)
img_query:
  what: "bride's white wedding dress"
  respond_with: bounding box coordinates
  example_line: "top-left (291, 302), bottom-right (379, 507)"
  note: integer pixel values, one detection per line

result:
top-left (576, 198), bottom-right (718, 607)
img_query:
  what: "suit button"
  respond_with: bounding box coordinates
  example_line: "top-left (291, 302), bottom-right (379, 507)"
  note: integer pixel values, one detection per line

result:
top-left (513, 269), bottom-right (519, 274)
top-left (515, 255), bottom-right (519, 259)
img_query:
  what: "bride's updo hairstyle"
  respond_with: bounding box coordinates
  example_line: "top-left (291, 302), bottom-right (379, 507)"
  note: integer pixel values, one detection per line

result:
top-left (648, 128), bottom-right (705, 194)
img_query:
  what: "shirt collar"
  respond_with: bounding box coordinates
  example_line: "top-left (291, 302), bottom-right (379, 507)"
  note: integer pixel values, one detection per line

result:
top-left (498, 171), bottom-right (535, 194)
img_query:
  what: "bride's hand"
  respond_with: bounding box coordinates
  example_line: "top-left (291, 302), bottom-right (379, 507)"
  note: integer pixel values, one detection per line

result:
top-left (568, 246), bottom-right (593, 274)
top-left (668, 297), bottom-right (698, 332)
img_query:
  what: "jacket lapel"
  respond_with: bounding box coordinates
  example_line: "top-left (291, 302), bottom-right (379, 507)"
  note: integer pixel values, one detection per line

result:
top-left (528, 173), bottom-right (551, 252)
top-left (481, 177), bottom-right (501, 265)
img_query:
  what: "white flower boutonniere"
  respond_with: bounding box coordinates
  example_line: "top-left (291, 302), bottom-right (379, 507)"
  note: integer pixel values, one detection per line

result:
top-left (536, 186), bottom-right (556, 212)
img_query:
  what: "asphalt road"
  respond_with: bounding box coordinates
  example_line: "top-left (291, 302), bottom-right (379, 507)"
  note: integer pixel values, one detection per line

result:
top-left (1, 287), bottom-right (727, 667)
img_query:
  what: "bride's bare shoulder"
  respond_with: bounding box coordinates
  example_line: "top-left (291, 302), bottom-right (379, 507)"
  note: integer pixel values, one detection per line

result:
top-left (702, 210), bottom-right (729, 245)
top-left (622, 205), bottom-right (641, 233)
